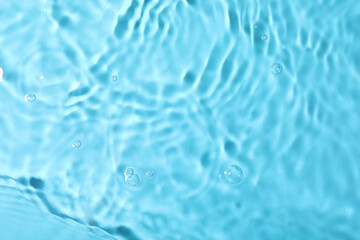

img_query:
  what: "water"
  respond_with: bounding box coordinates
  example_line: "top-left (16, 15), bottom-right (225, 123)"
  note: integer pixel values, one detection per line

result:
top-left (0, 0), bottom-right (360, 239)
top-left (0, 67), bottom-right (3, 82)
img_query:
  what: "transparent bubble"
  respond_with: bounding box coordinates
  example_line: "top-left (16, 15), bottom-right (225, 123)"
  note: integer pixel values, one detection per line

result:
top-left (124, 167), bottom-right (134, 176)
top-left (111, 75), bottom-right (118, 82)
top-left (24, 94), bottom-right (36, 102)
top-left (146, 170), bottom-right (155, 178)
top-left (271, 63), bottom-right (282, 75)
top-left (126, 174), bottom-right (140, 186)
top-left (72, 140), bottom-right (81, 148)
top-left (224, 165), bottom-right (243, 184)
top-left (261, 35), bottom-right (268, 40)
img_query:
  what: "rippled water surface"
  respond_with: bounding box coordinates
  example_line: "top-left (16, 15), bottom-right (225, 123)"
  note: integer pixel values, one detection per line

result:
top-left (1, 0), bottom-right (360, 239)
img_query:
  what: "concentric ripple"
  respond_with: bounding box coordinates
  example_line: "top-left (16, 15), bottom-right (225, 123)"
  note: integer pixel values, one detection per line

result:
top-left (1, 0), bottom-right (360, 239)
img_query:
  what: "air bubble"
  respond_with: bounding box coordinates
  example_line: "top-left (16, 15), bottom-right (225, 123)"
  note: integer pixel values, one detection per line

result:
top-left (111, 75), bottom-right (118, 82)
top-left (271, 63), bottom-right (282, 75)
top-left (146, 170), bottom-right (155, 178)
top-left (224, 165), bottom-right (243, 184)
top-left (126, 174), bottom-right (140, 186)
top-left (72, 140), bottom-right (81, 148)
top-left (124, 167), bottom-right (134, 176)
top-left (24, 94), bottom-right (36, 102)
top-left (261, 35), bottom-right (268, 40)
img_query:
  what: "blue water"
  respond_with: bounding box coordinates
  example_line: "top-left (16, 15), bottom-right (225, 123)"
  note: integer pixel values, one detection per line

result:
top-left (1, 0), bottom-right (360, 239)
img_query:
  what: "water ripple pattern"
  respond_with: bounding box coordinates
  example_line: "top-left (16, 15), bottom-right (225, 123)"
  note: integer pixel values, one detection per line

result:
top-left (0, 0), bottom-right (360, 239)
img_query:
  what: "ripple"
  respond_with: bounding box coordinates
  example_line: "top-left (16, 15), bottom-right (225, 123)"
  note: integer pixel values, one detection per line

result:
top-left (228, 9), bottom-right (240, 35)
top-left (29, 177), bottom-right (44, 190)
top-left (116, 226), bottom-right (140, 239)
top-left (17, 45), bottom-right (82, 90)
top-left (0, 67), bottom-right (3, 81)
top-left (1, 0), bottom-right (360, 239)
top-left (114, 0), bottom-right (139, 39)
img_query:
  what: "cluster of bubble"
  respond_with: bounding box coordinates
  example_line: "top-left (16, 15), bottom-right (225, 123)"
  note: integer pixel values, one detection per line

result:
top-left (124, 167), bottom-right (140, 186)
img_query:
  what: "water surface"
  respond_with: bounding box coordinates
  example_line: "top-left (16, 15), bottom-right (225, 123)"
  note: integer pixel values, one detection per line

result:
top-left (0, 0), bottom-right (360, 239)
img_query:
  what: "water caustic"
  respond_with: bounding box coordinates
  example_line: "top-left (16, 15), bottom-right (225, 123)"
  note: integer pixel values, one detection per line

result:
top-left (1, 0), bottom-right (360, 239)
top-left (29, 177), bottom-right (45, 190)
top-left (0, 67), bottom-right (3, 81)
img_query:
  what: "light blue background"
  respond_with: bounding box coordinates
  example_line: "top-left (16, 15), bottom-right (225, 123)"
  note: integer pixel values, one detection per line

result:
top-left (1, 0), bottom-right (360, 239)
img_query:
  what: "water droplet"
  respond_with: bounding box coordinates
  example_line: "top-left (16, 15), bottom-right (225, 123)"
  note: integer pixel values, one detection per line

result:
top-left (271, 63), bottom-right (282, 75)
top-left (224, 165), bottom-right (243, 184)
top-left (111, 75), bottom-right (118, 82)
top-left (146, 170), bottom-right (155, 178)
top-left (40, 75), bottom-right (44, 79)
top-left (0, 67), bottom-right (3, 82)
top-left (124, 167), bottom-right (134, 176)
top-left (24, 94), bottom-right (36, 102)
top-left (126, 174), bottom-right (140, 186)
top-left (261, 35), bottom-right (268, 40)
top-left (72, 140), bottom-right (81, 148)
